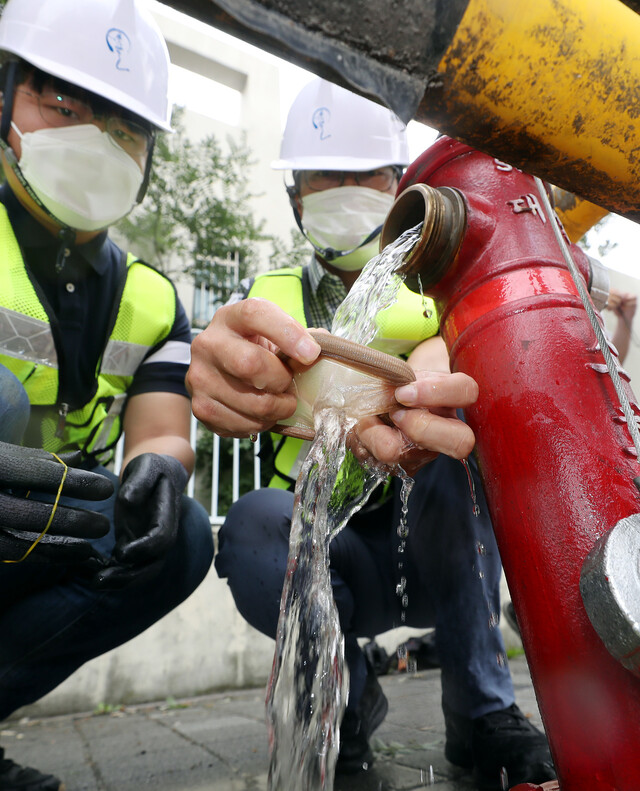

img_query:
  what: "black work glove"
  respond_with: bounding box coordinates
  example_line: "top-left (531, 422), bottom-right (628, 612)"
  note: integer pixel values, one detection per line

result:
top-left (0, 441), bottom-right (114, 565)
top-left (93, 453), bottom-right (188, 589)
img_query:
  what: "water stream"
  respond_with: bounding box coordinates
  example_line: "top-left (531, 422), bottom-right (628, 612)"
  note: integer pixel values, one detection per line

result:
top-left (266, 226), bottom-right (423, 790)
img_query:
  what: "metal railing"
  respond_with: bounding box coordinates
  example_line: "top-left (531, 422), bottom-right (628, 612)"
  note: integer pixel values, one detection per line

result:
top-left (201, 428), bottom-right (262, 525)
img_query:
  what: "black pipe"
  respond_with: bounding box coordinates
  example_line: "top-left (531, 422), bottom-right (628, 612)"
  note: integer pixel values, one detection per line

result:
top-left (164, 0), bottom-right (470, 123)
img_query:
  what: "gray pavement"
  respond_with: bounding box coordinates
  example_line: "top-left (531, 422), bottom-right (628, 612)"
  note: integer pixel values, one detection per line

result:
top-left (2, 656), bottom-right (543, 791)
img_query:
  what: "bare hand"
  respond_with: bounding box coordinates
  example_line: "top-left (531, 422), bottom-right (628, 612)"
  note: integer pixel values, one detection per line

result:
top-left (186, 299), bottom-right (321, 437)
top-left (349, 370), bottom-right (479, 476)
top-left (607, 289), bottom-right (637, 321)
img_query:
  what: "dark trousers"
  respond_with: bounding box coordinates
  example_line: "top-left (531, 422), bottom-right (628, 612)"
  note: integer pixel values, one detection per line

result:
top-left (0, 365), bottom-right (214, 720)
top-left (215, 452), bottom-right (514, 719)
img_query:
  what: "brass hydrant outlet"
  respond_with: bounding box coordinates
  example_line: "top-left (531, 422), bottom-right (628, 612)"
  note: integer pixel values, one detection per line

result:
top-left (380, 184), bottom-right (467, 293)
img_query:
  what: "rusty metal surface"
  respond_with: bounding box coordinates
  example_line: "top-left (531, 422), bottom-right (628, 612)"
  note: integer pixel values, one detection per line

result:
top-left (163, 0), bottom-right (469, 123)
top-left (551, 188), bottom-right (610, 243)
top-left (419, 0), bottom-right (640, 221)
top-left (420, 89), bottom-right (640, 222)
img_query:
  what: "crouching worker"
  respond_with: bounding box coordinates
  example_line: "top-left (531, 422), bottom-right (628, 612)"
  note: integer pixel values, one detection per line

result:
top-left (0, 1), bottom-right (213, 789)
top-left (188, 79), bottom-right (555, 791)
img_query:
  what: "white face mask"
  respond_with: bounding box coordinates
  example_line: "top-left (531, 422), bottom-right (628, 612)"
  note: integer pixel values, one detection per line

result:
top-left (301, 186), bottom-right (395, 271)
top-left (11, 122), bottom-right (144, 232)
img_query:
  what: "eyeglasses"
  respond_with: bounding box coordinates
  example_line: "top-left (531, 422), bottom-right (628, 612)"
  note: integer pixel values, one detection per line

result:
top-left (301, 167), bottom-right (399, 192)
top-left (16, 88), bottom-right (153, 158)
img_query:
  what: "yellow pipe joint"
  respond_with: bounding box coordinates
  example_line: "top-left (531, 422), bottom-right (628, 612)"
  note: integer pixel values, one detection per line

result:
top-left (428, 0), bottom-right (640, 220)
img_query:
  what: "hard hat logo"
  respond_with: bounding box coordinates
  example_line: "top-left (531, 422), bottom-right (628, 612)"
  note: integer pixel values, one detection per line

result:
top-left (272, 78), bottom-right (409, 171)
top-left (106, 29), bottom-right (131, 72)
top-left (0, 0), bottom-right (173, 131)
top-left (312, 107), bottom-right (331, 141)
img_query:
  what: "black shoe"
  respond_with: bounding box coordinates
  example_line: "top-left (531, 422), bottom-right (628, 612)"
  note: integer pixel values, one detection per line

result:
top-left (336, 667), bottom-right (389, 774)
top-left (444, 703), bottom-right (556, 791)
top-left (0, 748), bottom-right (64, 791)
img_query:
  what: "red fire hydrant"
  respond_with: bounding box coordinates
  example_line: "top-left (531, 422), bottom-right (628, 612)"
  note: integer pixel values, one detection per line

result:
top-left (381, 137), bottom-right (640, 791)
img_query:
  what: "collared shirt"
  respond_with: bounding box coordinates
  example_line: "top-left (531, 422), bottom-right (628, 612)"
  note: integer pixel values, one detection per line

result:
top-left (0, 184), bottom-right (191, 409)
top-left (229, 254), bottom-right (348, 331)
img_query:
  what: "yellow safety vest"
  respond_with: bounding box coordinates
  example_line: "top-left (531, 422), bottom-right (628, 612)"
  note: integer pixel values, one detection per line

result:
top-left (0, 205), bottom-right (177, 464)
top-left (248, 266), bottom-right (439, 489)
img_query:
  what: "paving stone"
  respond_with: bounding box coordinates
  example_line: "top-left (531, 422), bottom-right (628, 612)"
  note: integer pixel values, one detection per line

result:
top-left (0, 657), bottom-right (547, 791)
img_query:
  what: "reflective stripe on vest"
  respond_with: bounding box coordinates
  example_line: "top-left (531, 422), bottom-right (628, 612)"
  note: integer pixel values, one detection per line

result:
top-left (0, 206), bottom-right (177, 462)
top-left (247, 266), bottom-right (440, 488)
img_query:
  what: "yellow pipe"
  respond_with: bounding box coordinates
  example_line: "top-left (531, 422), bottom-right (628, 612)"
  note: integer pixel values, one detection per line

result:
top-left (552, 188), bottom-right (610, 244)
top-left (421, 0), bottom-right (640, 221)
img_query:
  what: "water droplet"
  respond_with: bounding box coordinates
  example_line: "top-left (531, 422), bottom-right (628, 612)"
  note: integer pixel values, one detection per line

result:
top-left (477, 542), bottom-right (486, 555)
top-left (500, 766), bottom-right (509, 790)
top-left (460, 457), bottom-right (481, 517)
top-left (396, 471), bottom-right (412, 648)
top-left (479, 570), bottom-right (485, 579)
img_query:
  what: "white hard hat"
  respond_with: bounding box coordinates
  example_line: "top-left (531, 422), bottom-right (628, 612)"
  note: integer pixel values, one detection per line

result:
top-left (272, 78), bottom-right (410, 171)
top-left (0, 0), bottom-right (172, 131)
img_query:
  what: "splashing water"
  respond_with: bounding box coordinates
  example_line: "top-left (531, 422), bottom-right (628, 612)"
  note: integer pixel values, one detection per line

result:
top-left (333, 224), bottom-right (423, 346)
top-left (266, 226), bottom-right (423, 790)
top-left (266, 409), bottom-right (387, 789)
